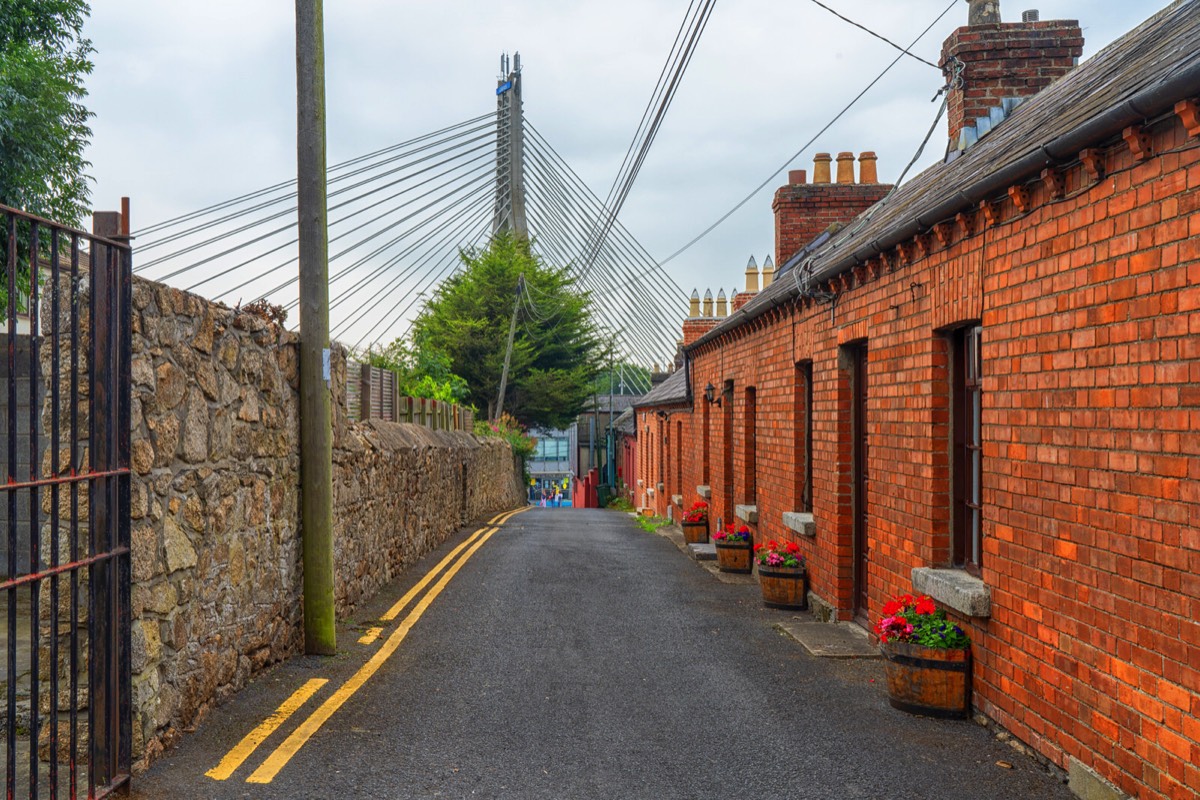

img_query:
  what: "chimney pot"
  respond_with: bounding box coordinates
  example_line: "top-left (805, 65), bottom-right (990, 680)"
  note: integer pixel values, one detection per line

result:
top-left (968, 0), bottom-right (1001, 25)
top-left (688, 289), bottom-right (701, 318)
top-left (788, 169), bottom-right (807, 185)
top-left (836, 152), bottom-right (856, 184)
top-left (1022, 9), bottom-right (1039, 22)
top-left (761, 255), bottom-right (775, 288)
top-left (858, 152), bottom-right (878, 184)
top-left (716, 290), bottom-right (728, 318)
top-left (813, 153), bottom-right (833, 184)
top-left (745, 256), bottom-right (760, 293)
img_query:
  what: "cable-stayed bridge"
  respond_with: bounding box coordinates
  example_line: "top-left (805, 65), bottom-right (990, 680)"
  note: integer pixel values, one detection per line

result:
top-left (132, 56), bottom-right (688, 392)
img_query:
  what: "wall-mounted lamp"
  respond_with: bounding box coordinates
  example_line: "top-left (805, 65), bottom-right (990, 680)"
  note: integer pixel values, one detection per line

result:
top-left (704, 382), bottom-right (722, 406)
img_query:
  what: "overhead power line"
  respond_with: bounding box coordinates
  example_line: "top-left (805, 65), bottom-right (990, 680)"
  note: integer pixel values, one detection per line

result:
top-left (805, 0), bottom-right (941, 69)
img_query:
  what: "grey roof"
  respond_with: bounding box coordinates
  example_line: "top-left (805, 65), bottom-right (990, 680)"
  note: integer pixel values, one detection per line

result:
top-left (582, 394), bottom-right (640, 414)
top-left (613, 407), bottom-right (636, 435)
top-left (689, 1), bottom-right (1200, 349)
top-left (633, 369), bottom-right (689, 408)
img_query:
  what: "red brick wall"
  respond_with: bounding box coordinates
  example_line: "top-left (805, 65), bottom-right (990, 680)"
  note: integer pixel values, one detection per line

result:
top-left (672, 113), bottom-right (1199, 798)
top-left (941, 20), bottom-right (1084, 144)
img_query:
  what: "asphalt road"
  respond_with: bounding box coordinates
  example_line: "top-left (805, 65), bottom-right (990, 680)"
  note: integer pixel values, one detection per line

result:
top-left (131, 507), bottom-right (1073, 799)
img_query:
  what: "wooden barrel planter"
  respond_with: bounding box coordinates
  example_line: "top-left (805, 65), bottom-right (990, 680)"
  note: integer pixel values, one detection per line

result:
top-left (715, 541), bottom-right (752, 574)
top-left (758, 566), bottom-right (808, 609)
top-left (881, 641), bottom-right (971, 719)
top-left (680, 521), bottom-right (708, 544)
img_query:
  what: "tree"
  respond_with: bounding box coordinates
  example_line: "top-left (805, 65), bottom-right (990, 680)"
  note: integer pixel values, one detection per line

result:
top-left (0, 0), bottom-right (94, 318)
top-left (410, 233), bottom-right (602, 429)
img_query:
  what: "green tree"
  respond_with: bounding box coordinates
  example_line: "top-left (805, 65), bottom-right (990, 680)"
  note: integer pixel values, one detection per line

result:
top-left (361, 339), bottom-right (470, 405)
top-left (410, 233), bottom-right (601, 428)
top-left (0, 0), bottom-right (94, 318)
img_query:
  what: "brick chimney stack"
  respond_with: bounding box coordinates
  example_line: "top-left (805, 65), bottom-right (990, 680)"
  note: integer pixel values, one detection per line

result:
top-left (773, 153), bottom-right (892, 267)
top-left (683, 288), bottom-right (719, 346)
top-left (941, 1), bottom-right (1084, 146)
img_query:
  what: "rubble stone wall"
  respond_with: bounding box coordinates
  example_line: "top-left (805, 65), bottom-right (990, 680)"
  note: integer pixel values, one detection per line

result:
top-left (124, 277), bottom-right (523, 770)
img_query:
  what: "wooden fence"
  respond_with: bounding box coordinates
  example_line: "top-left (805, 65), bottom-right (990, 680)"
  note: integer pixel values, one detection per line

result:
top-left (345, 361), bottom-right (475, 431)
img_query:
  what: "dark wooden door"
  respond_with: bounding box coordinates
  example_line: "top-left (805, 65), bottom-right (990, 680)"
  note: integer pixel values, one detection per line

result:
top-left (851, 345), bottom-right (869, 623)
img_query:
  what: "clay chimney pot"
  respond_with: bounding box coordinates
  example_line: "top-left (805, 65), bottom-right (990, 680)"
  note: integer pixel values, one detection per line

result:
top-left (836, 152), bottom-right (856, 184)
top-left (858, 152), bottom-right (878, 184)
top-left (813, 153), bottom-right (833, 184)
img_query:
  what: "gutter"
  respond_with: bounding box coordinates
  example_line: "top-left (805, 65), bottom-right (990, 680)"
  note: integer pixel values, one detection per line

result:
top-left (683, 55), bottom-right (1200, 354)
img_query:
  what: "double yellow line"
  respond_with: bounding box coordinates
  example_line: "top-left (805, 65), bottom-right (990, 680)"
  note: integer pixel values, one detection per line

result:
top-left (206, 507), bottom-right (528, 784)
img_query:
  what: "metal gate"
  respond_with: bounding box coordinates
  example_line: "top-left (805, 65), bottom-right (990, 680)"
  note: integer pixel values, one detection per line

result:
top-left (2, 203), bottom-right (131, 798)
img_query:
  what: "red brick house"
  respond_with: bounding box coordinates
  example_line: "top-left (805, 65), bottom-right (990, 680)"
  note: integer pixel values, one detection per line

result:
top-left (640, 2), bottom-right (1200, 797)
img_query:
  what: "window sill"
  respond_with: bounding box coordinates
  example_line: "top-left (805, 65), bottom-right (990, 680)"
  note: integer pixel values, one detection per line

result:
top-left (671, 494), bottom-right (683, 506)
top-left (782, 512), bottom-right (816, 537)
top-left (911, 568), bottom-right (991, 618)
top-left (696, 485), bottom-right (711, 499)
top-left (734, 505), bottom-right (758, 524)
top-left (656, 482), bottom-right (664, 493)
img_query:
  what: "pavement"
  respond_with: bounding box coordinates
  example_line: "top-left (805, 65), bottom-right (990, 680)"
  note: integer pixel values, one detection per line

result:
top-left (129, 507), bottom-right (1072, 799)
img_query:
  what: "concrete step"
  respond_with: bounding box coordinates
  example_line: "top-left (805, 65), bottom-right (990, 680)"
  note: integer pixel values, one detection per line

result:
top-left (775, 620), bottom-right (881, 659)
top-left (687, 542), bottom-right (716, 561)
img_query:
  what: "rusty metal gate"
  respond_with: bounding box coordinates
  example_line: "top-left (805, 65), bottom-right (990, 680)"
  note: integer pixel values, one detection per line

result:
top-left (2, 204), bottom-right (131, 798)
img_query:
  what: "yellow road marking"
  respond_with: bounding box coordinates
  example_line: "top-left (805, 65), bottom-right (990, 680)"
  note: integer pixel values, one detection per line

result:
top-left (357, 626), bottom-right (383, 645)
top-left (246, 527), bottom-right (500, 784)
top-left (379, 526), bottom-right (488, 623)
top-left (363, 508), bottom-right (524, 638)
top-left (205, 678), bottom-right (328, 781)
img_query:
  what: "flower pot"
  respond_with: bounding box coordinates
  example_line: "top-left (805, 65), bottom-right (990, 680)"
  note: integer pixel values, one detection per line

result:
top-left (881, 641), bottom-right (971, 719)
top-left (680, 521), bottom-right (708, 544)
top-left (714, 541), bottom-right (752, 573)
top-left (758, 566), bottom-right (808, 609)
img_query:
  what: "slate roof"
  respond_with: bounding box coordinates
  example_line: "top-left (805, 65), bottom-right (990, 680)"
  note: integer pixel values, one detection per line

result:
top-left (613, 407), bottom-right (636, 435)
top-left (689, 1), bottom-right (1200, 349)
top-left (633, 368), bottom-right (689, 408)
top-left (582, 394), bottom-right (640, 414)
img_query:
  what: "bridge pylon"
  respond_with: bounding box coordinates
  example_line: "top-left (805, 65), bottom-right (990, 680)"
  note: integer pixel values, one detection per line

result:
top-left (493, 52), bottom-right (529, 240)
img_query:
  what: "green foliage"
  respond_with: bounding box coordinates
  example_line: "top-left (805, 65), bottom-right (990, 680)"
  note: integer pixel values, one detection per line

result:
top-left (0, 0), bottom-right (94, 320)
top-left (473, 412), bottom-right (537, 460)
top-left (410, 233), bottom-right (602, 429)
top-left (636, 515), bottom-right (668, 533)
top-left (361, 339), bottom-right (470, 405)
top-left (606, 495), bottom-right (634, 512)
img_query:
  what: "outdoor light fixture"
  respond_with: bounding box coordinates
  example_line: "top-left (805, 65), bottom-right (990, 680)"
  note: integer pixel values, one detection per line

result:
top-left (704, 382), bottom-right (721, 406)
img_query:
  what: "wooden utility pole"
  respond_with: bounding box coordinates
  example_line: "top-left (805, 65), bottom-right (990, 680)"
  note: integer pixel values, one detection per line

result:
top-left (493, 273), bottom-right (524, 420)
top-left (295, 0), bottom-right (336, 655)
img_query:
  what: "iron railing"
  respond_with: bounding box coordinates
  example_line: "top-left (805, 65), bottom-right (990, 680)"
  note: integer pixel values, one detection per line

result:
top-left (1, 203), bottom-right (131, 799)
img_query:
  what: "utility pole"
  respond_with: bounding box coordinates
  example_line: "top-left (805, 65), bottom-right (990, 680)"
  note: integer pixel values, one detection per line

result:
top-left (493, 52), bottom-right (528, 240)
top-left (494, 273), bottom-right (524, 420)
top-left (295, 0), bottom-right (335, 655)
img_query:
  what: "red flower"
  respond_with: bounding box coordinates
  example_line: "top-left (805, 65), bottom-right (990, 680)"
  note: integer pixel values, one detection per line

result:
top-left (753, 543), bottom-right (763, 552)
top-left (767, 540), bottom-right (779, 550)
top-left (915, 597), bottom-right (937, 615)
top-left (881, 600), bottom-right (902, 616)
top-left (785, 541), bottom-right (801, 554)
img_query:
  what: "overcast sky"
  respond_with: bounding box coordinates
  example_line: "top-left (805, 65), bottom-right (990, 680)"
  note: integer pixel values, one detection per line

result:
top-left (83, 0), bottom-right (1165, 347)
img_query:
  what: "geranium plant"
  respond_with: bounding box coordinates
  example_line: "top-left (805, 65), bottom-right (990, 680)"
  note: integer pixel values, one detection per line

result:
top-left (875, 594), bottom-right (970, 649)
top-left (754, 540), bottom-right (805, 570)
top-left (712, 524), bottom-right (751, 543)
top-left (682, 501), bottom-right (708, 523)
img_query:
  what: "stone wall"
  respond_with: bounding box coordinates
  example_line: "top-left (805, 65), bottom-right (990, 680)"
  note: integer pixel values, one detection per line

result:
top-left (124, 277), bottom-right (524, 769)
